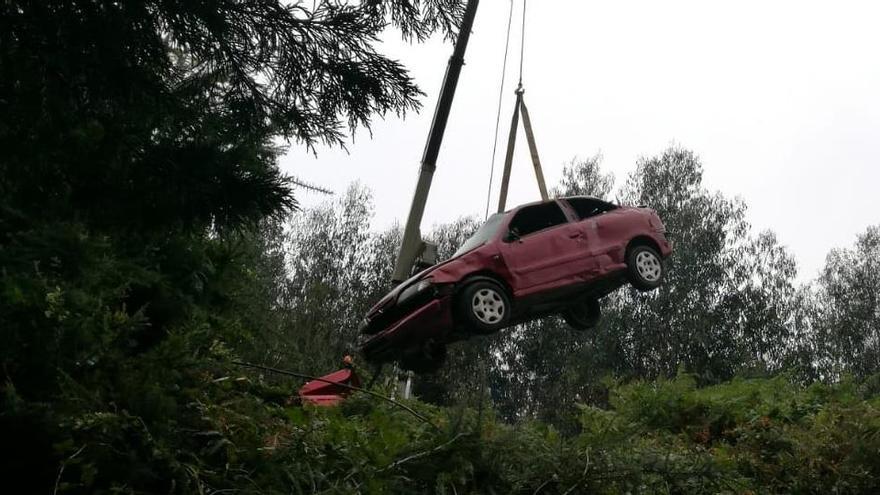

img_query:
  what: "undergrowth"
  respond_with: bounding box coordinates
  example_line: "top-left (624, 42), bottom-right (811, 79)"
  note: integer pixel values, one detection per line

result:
top-left (11, 368), bottom-right (877, 494)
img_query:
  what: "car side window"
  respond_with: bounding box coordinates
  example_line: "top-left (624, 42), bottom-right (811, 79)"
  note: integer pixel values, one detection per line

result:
top-left (565, 198), bottom-right (617, 220)
top-left (508, 203), bottom-right (568, 238)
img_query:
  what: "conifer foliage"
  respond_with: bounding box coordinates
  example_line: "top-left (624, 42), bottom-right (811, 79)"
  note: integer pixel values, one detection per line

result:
top-left (1, 0), bottom-right (460, 230)
top-left (0, 1), bottom-right (466, 492)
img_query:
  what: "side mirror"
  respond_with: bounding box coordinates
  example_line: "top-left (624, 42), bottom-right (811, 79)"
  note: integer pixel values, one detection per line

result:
top-left (504, 231), bottom-right (520, 243)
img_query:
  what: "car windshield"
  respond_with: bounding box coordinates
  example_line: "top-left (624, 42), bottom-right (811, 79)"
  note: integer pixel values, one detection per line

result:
top-left (452, 213), bottom-right (505, 257)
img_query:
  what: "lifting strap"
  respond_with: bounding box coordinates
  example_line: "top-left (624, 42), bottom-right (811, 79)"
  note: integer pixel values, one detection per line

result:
top-left (496, 85), bottom-right (549, 213)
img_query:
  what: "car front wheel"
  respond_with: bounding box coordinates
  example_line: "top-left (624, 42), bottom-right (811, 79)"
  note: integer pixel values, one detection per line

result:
top-left (456, 279), bottom-right (511, 334)
top-left (562, 298), bottom-right (601, 331)
top-left (627, 244), bottom-right (665, 291)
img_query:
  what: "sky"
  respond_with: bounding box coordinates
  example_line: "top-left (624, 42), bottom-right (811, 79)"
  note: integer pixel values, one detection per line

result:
top-left (281, 0), bottom-right (880, 281)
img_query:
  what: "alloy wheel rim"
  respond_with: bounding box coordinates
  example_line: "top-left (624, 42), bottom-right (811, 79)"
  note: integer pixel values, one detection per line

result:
top-left (636, 250), bottom-right (662, 282)
top-left (472, 288), bottom-right (505, 325)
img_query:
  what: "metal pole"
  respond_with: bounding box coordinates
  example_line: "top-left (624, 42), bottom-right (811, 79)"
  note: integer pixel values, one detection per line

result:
top-left (403, 371), bottom-right (414, 399)
top-left (392, 0), bottom-right (480, 283)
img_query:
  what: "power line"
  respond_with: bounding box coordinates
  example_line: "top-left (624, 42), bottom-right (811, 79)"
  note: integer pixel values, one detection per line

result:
top-left (519, 0), bottom-right (527, 87)
top-left (484, 0), bottom-right (516, 220)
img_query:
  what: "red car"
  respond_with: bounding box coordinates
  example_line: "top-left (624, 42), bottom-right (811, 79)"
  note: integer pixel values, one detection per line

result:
top-left (359, 196), bottom-right (672, 372)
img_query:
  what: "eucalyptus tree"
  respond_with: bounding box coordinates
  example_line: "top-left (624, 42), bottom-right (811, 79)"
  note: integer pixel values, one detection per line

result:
top-left (552, 154), bottom-right (615, 198)
top-left (609, 147), bottom-right (798, 382)
top-left (811, 226), bottom-right (880, 379)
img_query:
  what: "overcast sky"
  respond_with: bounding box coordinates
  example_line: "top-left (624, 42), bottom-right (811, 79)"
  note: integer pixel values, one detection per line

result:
top-left (281, 0), bottom-right (879, 281)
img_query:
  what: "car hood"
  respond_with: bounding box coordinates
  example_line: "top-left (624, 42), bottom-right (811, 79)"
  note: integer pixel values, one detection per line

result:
top-left (366, 244), bottom-right (496, 316)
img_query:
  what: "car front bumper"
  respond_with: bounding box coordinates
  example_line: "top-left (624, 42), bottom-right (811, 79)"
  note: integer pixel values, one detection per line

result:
top-left (358, 295), bottom-right (454, 364)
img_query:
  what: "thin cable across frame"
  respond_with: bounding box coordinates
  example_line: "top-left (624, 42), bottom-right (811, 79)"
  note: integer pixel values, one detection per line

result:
top-left (484, 0), bottom-right (517, 220)
top-left (519, 0), bottom-right (527, 86)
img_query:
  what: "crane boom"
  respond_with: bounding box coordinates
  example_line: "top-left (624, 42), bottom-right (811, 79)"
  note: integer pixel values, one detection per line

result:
top-left (391, 0), bottom-right (480, 283)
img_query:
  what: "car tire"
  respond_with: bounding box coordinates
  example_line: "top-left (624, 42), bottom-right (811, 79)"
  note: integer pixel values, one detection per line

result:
top-left (562, 298), bottom-right (601, 331)
top-left (456, 279), bottom-right (511, 335)
top-left (400, 340), bottom-right (447, 374)
top-left (626, 244), bottom-right (664, 291)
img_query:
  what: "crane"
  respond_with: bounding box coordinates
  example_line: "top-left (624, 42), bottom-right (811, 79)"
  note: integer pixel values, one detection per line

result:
top-left (392, 0), bottom-right (480, 283)
top-left (300, 0), bottom-right (550, 404)
top-left (300, 0), bottom-right (480, 404)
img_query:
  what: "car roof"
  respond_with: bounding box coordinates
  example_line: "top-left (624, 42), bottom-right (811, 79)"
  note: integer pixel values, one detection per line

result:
top-left (502, 195), bottom-right (612, 213)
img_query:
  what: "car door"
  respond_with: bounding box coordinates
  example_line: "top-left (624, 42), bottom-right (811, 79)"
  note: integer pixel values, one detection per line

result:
top-left (563, 197), bottom-right (621, 270)
top-left (498, 201), bottom-right (592, 294)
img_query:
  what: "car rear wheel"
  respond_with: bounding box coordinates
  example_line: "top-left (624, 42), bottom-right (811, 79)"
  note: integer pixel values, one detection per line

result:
top-left (626, 244), bottom-right (664, 291)
top-left (456, 279), bottom-right (511, 335)
top-left (562, 297), bottom-right (601, 331)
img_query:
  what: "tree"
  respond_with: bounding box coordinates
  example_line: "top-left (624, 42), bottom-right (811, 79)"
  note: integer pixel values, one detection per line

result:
top-left (602, 147), bottom-right (798, 382)
top-left (0, 2), bottom-right (468, 491)
top-left (552, 154), bottom-right (614, 198)
top-left (274, 184), bottom-right (398, 374)
top-left (1, 1), bottom-right (463, 231)
top-left (810, 225), bottom-right (880, 379)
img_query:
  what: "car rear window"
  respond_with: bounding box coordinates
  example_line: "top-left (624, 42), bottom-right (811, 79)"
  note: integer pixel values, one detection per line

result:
top-left (508, 202), bottom-right (568, 237)
top-left (565, 197), bottom-right (617, 220)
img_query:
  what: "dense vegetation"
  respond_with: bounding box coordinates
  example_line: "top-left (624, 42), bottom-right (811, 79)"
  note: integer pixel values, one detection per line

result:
top-left (2, 1), bottom-right (879, 493)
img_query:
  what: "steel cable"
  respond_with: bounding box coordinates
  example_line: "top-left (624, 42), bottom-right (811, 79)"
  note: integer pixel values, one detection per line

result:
top-left (484, 0), bottom-right (516, 220)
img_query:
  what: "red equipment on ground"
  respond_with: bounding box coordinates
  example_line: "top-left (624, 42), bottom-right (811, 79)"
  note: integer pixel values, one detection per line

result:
top-left (298, 356), bottom-right (361, 406)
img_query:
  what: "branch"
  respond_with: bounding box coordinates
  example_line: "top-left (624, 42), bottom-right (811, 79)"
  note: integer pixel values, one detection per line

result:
top-left (54, 444), bottom-right (87, 495)
top-left (379, 432), bottom-right (469, 472)
top-left (533, 475), bottom-right (557, 494)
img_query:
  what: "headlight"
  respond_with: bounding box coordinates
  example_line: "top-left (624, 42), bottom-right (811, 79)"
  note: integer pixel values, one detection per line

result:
top-left (398, 277), bottom-right (434, 304)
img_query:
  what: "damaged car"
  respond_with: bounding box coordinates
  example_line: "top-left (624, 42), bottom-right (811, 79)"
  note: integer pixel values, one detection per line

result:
top-left (358, 196), bottom-right (672, 372)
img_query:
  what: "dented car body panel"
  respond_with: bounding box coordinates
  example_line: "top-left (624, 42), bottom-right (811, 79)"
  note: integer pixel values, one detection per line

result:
top-left (358, 196), bottom-right (672, 365)
top-left (360, 296), bottom-right (455, 363)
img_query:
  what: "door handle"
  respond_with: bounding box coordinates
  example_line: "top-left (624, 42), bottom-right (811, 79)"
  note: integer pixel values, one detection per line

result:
top-left (568, 232), bottom-right (581, 239)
